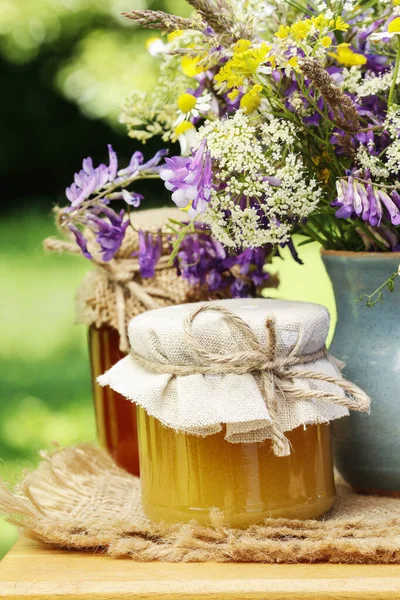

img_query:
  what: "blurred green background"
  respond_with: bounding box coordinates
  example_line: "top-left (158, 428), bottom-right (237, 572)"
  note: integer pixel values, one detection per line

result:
top-left (0, 0), bottom-right (335, 558)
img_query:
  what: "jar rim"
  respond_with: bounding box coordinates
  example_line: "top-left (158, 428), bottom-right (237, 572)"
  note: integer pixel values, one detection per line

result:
top-left (320, 249), bottom-right (400, 258)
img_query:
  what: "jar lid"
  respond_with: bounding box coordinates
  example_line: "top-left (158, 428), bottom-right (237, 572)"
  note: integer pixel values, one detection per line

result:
top-left (98, 299), bottom-right (368, 454)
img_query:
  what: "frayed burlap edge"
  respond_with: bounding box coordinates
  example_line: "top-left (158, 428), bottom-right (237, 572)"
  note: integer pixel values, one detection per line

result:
top-left (1, 444), bottom-right (400, 563)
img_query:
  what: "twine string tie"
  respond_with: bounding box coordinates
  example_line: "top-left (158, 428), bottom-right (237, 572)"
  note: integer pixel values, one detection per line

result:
top-left (130, 304), bottom-right (371, 457)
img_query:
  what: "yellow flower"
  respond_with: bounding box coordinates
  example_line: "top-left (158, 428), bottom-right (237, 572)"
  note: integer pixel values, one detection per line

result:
top-left (240, 88), bottom-right (262, 113)
top-left (319, 168), bottom-right (331, 184)
top-left (394, 0), bottom-right (400, 6)
top-left (228, 89), bottom-right (240, 101)
top-left (214, 43), bottom-right (271, 90)
top-left (181, 55), bottom-right (204, 77)
top-left (275, 25), bottom-right (289, 39)
top-left (177, 93), bottom-right (197, 113)
top-left (175, 121), bottom-right (195, 136)
top-left (288, 56), bottom-right (299, 69)
top-left (167, 30), bottom-right (183, 42)
top-left (234, 39), bottom-right (252, 53)
top-left (291, 19), bottom-right (313, 40)
top-left (388, 17), bottom-right (400, 33)
top-left (214, 65), bottom-right (244, 89)
top-left (311, 14), bottom-right (330, 30)
top-left (321, 36), bottom-right (332, 48)
top-left (329, 43), bottom-right (367, 67)
top-left (335, 16), bottom-right (350, 32)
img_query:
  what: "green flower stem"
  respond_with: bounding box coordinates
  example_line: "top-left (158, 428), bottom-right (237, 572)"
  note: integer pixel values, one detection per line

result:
top-left (357, 271), bottom-right (398, 307)
top-left (388, 38), bottom-right (400, 108)
top-left (299, 222), bottom-right (328, 246)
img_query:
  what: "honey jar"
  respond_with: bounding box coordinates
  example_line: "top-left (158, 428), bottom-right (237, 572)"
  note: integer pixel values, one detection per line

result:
top-left (88, 325), bottom-right (140, 476)
top-left (99, 298), bottom-right (370, 527)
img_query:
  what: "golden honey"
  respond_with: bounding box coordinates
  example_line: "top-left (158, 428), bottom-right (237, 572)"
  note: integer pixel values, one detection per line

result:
top-left (137, 407), bottom-right (335, 527)
top-left (88, 325), bottom-right (140, 476)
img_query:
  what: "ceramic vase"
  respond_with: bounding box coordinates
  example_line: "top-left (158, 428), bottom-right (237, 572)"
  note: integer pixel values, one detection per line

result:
top-left (322, 251), bottom-right (400, 494)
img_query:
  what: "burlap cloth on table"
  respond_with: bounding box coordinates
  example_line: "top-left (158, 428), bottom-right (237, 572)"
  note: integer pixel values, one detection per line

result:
top-left (1, 444), bottom-right (399, 563)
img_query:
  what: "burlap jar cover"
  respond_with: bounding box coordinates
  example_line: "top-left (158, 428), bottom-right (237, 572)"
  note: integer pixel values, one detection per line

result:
top-left (44, 207), bottom-right (233, 352)
top-left (99, 298), bottom-right (370, 456)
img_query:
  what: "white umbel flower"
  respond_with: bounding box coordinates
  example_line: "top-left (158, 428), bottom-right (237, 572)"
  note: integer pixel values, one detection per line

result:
top-left (195, 111), bottom-right (322, 249)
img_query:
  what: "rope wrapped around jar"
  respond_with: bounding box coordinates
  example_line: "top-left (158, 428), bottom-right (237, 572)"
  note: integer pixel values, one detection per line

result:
top-left (44, 208), bottom-right (236, 352)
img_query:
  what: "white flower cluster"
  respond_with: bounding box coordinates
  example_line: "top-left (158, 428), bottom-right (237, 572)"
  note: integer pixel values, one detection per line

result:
top-left (196, 111), bottom-right (322, 249)
top-left (384, 106), bottom-right (400, 139)
top-left (383, 108), bottom-right (400, 175)
top-left (236, 0), bottom-right (275, 25)
top-left (355, 108), bottom-right (400, 180)
top-left (385, 140), bottom-right (400, 175)
top-left (356, 68), bottom-right (400, 99)
top-left (314, 1), bottom-right (334, 19)
top-left (314, 0), bottom-right (355, 19)
top-left (341, 67), bottom-right (362, 94)
top-left (356, 145), bottom-right (390, 179)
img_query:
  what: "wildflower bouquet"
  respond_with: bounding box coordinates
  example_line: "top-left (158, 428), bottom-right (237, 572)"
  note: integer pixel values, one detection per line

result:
top-left (60, 0), bottom-right (400, 296)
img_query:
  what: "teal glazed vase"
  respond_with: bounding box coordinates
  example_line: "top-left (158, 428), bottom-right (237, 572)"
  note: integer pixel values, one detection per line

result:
top-left (322, 251), bottom-right (400, 494)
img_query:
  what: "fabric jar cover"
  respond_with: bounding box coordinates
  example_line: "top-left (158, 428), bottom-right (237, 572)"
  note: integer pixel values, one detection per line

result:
top-left (98, 298), bottom-right (369, 454)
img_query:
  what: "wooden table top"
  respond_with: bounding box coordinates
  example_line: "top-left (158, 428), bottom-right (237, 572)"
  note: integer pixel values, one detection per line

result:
top-left (0, 537), bottom-right (400, 599)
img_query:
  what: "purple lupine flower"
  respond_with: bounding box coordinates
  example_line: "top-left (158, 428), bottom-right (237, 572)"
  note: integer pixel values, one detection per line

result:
top-left (333, 171), bottom-right (400, 226)
top-left (175, 230), bottom-right (227, 287)
top-left (173, 224), bottom-right (273, 297)
top-left (108, 144), bottom-right (118, 180)
top-left (137, 230), bottom-right (163, 278)
top-left (118, 149), bottom-right (167, 180)
top-left (235, 248), bottom-right (271, 287)
top-left (116, 151), bottom-right (144, 180)
top-left (65, 146), bottom-right (166, 209)
top-left (230, 279), bottom-right (252, 297)
top-left (86, 206), bottom-right (129, 261)
top-left (68, 224), bottom-right (92, 259)
top-left (66, 147), bottom-right (116, 208)
top-left (160, 140), bottom-right (213, 216)
top-left (122, 189), bottom-right (144, 207)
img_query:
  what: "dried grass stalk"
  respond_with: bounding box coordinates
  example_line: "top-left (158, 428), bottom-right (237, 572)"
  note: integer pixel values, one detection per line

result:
top-left (300, 58), bottom-right (360, 152)
top-left (122, 10), bottom-right (202, 33)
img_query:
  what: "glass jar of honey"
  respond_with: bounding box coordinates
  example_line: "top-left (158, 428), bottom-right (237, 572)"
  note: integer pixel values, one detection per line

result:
top-left (88, 325), bottom-right (140, 476)
top-left (137, 409), bottom-right (335, 526)
top-left (99, 298), bottom-right (369, 526)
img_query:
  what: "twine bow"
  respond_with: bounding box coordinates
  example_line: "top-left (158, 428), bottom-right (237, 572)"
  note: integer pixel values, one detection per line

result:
top-left (43, 238), bottom-right (175, 353)
top-left (131, 303), bottom-right (371, 457)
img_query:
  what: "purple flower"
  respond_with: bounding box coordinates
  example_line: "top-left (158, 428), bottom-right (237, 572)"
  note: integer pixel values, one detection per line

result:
top-left (160, 140), bottom-right (213, 216)
top-left (230, 279), bottom-right (252, 297)
top-left (333, 171), bottom-right (400, 227)
top-left (137, 230), bottom-right (163, 278)
top-left (68, 224), bottom-right (92, 259)
top-left (173, 224), bottom-right (274, 297)
top-left (235, 248), bottom-right (271, 287)
top-left (86, 206), bottom-right (129, 262)
top-left (122, 189), bottom-right (144, 207)
top-left (108, 144), bottom-right (118, 180)
top-left (65, 146), bottom-right (166, 209)
top-left (175, 229), bottom-right (227, 287)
